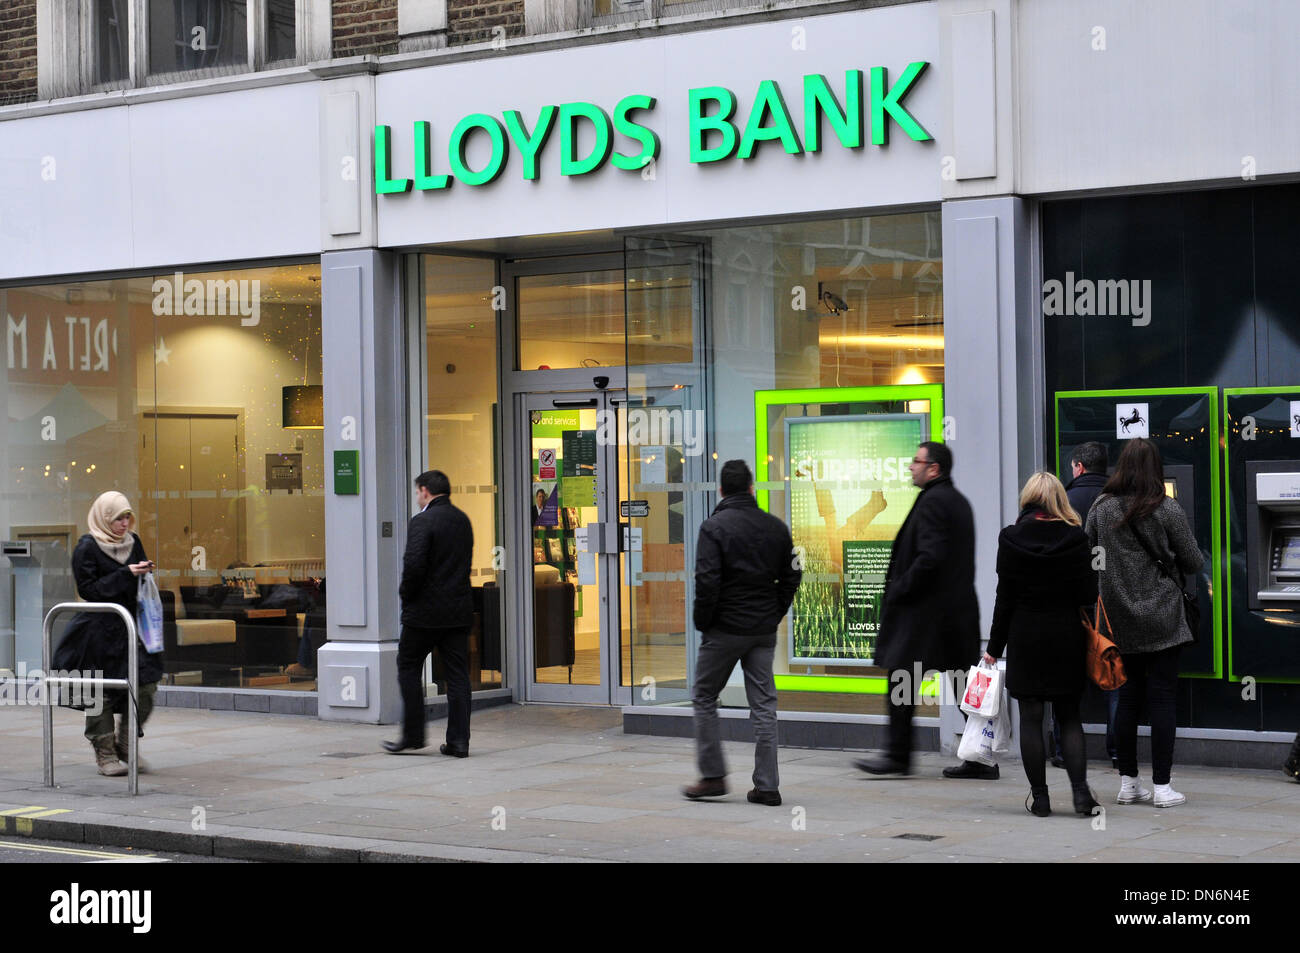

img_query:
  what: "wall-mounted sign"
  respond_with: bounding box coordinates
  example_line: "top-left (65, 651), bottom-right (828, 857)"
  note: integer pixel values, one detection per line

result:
top-left (621, 499), bottom-right (650, 518)
top-left (1116, 402), bottom-right (1150, 439)
top-left (333, 450), bottom-right (359, 495)
top-left (374, 63), bottom-right (931, 194)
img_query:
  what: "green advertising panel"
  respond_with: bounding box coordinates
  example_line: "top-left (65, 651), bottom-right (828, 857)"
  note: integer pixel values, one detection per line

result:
top-left (785, 413), bottom-right (925, 665)
top-left (1223, 388), bottom-right (1300, 684)
top-left (1054, 387), bottom-right (1221, 678)
top-left (754, 384), bottom-right (942, 692)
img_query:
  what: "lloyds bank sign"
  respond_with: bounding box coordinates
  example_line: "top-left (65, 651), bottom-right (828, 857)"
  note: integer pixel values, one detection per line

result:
top-left (374, 61), bottom-right (930, 194)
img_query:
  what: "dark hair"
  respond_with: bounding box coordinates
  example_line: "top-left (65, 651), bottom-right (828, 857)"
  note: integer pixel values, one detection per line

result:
top-left (719, 459), bottom-right (753, 497)
top-left (416, 470), bottom-right (451, 496)
top-left (917, 441), bottom-right (952, 477)
top-left (1101, 438), bottom-right (1164, 525)
top-left (1070, 441), bottom-right (1108, 474)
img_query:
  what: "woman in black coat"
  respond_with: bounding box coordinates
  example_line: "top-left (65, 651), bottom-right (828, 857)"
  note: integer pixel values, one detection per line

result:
top-left (52, 491), bottom-right (163, 777)
top-left (984, 472), bottom-right (1098, 817)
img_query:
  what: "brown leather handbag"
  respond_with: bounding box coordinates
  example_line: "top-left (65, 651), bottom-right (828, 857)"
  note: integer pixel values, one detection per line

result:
top-left (1082, 596), bottom-right (1126, 690)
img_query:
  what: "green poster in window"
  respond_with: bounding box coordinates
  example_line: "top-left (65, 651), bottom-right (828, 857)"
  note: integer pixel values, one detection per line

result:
top-left (786, 414), bottom-right (925, 664)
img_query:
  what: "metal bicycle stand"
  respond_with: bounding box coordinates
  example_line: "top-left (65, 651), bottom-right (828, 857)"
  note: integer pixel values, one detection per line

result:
top-left (42, 602), bottom-right (139, 795)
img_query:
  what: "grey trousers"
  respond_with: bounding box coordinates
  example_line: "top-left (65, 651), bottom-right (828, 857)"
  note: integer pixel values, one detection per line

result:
top-left (692, 629), bottom-right (779, 792)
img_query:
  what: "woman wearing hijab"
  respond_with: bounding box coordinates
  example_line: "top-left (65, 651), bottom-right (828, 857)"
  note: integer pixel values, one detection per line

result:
top-left (52, 492), bottom-right (164, 776)
top-left (984, 472), bottom-right (1099, 818)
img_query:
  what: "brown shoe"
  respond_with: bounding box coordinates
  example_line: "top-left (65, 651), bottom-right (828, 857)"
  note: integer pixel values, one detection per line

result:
top-left (285, 663), bottom-right (314, 678)
top-left (682, 777), bottom-right (727, 800)
top-left (91, 735), bottom-right (127, 777)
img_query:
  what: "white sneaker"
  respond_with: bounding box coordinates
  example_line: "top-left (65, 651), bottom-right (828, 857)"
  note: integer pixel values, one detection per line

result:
top-left (1153, 783), bottom-right (1186, 808)
top-left (1116, 775), bottom-right (1153, 804)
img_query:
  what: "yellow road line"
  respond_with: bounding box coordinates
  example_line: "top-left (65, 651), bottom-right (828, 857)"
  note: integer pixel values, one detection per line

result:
top-left (13, 809), bottom-right (72, 819)
top-left (0, 806), bottom-right (47, 816)
top-left (0, 838), bottom-right (157, 860)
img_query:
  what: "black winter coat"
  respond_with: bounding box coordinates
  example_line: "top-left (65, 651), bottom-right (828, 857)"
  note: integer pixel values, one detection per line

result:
top-left (875, 476), bottom-right (980, 674)
top-left (400, 496), bottom-right (474, 629)
top-left (986, 510), bottom-right (1097, 699)
top-left (693, 493), bottom-right (801, 636)
top-left (1065, 472), bottom-right (1107, 526)
top-left (52, 534), bottom-right (164, 688)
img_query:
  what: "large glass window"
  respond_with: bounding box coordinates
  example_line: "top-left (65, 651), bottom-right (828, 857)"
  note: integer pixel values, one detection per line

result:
top-left (418, 255), bottom-right (505, 692)
top-left (1, 263), bottom-right (325, 691)
top-left (629, 211), bottom-right (944, 715)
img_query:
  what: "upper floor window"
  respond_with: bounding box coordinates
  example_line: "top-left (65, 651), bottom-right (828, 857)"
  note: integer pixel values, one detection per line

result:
top-left (74, 0), bottom-right (315, 93)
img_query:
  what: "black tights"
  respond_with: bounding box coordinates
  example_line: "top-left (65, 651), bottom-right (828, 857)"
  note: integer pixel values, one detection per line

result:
top-left (1018, 695), bottom-right (1087, 792)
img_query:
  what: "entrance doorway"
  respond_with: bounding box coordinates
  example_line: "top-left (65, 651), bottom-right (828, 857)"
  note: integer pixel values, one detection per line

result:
top-left (520, 384), bottom-right (702, 704)
top-left (492, 242), bottom-right (706, 705)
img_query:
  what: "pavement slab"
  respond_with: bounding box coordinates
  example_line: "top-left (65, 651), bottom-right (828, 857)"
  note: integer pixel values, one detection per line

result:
top-left (1, 703), bottom-right (1296, 862)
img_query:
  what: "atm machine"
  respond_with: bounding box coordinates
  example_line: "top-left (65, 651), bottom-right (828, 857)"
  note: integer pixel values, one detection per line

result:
top-left (1245, 465), bottom-right (1300, 608)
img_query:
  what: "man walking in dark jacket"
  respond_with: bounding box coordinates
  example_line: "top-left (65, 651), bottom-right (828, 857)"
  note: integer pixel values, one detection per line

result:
top-left (856, 442), bottom-right (983, 777)
top-left (683, 460), bottom-right (801, 806)
top-left (383, 470), bottom-right (475, 757)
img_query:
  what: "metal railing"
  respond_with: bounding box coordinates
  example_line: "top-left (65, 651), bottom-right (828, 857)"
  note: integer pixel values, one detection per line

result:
top-left (41, 603), bottom-right (138, 795)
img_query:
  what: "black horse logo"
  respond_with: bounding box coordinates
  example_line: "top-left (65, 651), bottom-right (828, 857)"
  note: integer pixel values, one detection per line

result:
top-left (1119, 407), bottom-right (1146, 434)
top-left (1294, 413), bottom-right (1300, 432)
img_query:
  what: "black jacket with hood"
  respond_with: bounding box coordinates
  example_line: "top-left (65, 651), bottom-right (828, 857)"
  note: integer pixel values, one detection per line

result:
top-left (693, 493), bottom-right (801, 636)
top-left (986, 508), bottom-right (1098, 699)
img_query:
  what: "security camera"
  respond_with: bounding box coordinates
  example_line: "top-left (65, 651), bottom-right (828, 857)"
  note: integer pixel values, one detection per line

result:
top-left (593, 375), bottom-right (610, 390)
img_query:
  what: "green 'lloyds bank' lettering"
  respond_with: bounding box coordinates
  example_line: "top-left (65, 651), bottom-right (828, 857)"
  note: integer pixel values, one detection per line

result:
top-left (374, 62), bottom-right (930, 193)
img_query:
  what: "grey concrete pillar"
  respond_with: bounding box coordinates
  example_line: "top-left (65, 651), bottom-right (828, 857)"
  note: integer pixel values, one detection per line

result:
top-left (317, 248), bottom-right (407, 724)
top-left (938, 195), bottom-right (1037, 751)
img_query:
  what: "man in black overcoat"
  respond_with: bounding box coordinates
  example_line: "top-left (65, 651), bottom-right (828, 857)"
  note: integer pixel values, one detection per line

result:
top-left (383, 469), bottom-right (475, 757)
top-left (856, 441), bottom-right (985, 776)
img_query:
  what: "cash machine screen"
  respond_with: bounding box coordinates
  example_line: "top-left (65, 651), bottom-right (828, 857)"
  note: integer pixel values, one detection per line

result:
top-left (1279, 534), bottom-right (1300, 571)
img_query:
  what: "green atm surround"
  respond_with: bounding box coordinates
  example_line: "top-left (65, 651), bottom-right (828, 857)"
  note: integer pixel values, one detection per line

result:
top-left (1053, 387), bottom-right (1223, 680)
top-left (754, 383), bottom-right (944, 696)
top-left (1223, 387), bottom-right (1300, 686)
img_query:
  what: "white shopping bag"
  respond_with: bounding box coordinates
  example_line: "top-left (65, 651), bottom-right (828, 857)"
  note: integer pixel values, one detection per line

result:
top-left (136, 572), bottom-right (165, 654)
top-left (960, 662), bottom-right (1003, 717)
top-left (990, 691), bottom-right (1012, 754)
top-left (957, 712), bottom-right (998, 766)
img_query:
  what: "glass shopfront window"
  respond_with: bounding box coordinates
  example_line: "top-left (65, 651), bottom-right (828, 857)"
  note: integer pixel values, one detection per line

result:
top-left (1, 262), bottom-right (325, 691)
top-left (628, 211), bottom-right (944, 714)
top-left (416, 255), bottom-right (505, 693)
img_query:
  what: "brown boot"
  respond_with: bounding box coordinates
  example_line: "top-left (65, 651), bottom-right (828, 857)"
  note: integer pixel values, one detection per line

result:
top-left (114, 718), bottom-right (149, 773)
top-left (91, 735), bottom-right (127, 777)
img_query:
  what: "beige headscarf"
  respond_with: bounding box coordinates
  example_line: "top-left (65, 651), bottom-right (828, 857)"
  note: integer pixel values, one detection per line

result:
top-left (88, 491), bottom-right (135, 564)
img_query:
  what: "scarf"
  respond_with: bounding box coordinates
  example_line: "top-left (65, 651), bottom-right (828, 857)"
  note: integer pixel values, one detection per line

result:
top-left (87, 491), bottom-right (135, 564)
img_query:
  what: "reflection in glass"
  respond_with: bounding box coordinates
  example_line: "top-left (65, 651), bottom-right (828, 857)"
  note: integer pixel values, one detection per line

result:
top-left (149, 0), bottom-right (249, 74)
top-left (1, 263), bottom-right (325, 690)
top-left (421, 256), bottom-right (504, 691)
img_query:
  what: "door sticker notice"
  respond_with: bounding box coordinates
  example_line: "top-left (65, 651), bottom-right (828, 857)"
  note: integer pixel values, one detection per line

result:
top-left (539, 447), bottom-right (556, 479)
top-left (1116, 402), bottom-right (1149, 439)
top-left (1291, 400), bottom-right (1300, 438)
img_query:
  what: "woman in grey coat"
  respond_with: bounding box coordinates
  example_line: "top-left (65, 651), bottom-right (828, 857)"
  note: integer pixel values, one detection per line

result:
top-left (1085, 438), bottom-right (1202, 808)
